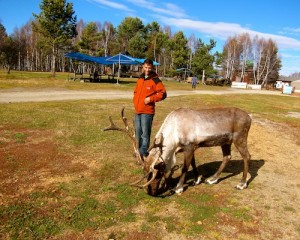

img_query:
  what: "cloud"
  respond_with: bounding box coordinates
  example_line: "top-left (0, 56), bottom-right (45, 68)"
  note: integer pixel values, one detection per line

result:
top-left (280, 52), bottom-right (300, 59)
top-left (280, 27), bottom-right (300, 37)
top-left (90, 0), bottom-right (134, 12)
top-left (283, 27), bottom-right (300, 33)
top-left (156, 16), bottom-right (300, 50)
top-left (127, 0), bottom-right (186, 18)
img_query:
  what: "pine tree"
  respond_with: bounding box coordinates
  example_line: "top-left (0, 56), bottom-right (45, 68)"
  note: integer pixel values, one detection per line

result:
top-left (32, 0), bottom-right (77, 76)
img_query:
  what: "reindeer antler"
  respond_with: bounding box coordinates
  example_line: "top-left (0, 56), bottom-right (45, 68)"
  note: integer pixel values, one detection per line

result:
top-left (103, 107), bottom-right (143, 164)
top-left (103, 107), bottom-right (132, 138)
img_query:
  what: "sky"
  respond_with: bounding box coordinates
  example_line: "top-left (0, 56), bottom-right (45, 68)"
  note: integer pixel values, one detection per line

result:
top-left (0, 0), bottom-right (300, 76)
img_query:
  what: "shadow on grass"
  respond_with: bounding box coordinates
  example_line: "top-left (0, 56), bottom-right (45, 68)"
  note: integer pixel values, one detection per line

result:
top-left (158, 159), bottom-right (265, 197)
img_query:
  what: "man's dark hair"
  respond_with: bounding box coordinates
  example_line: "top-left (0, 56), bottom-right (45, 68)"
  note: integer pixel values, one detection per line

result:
top-left (143, 58), bottom-right (153, 66)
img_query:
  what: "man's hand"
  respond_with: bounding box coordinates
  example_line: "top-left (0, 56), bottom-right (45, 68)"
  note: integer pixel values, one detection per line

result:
top-left (144, 97), bottom-right (150, 104)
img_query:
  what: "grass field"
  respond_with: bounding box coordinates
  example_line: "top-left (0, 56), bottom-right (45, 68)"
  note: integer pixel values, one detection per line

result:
top-left (0, 71), bottom-right (300, 239)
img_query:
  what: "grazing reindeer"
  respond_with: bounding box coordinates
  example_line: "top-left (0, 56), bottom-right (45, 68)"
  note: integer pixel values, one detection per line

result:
top-left (104, 107), bottom-right (252, 196)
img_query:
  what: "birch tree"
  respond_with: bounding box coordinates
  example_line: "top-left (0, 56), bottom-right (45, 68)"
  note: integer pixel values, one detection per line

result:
top-left (188, 34), bottom-right (196, 70)
top-left (261, 39), bottom-right (281, 86)
top-left (238, 33), bottom-right (251, 81)
top-left (222, 37), bottom-right (240, 81)
top-left (252, 36), bottom-right (265, 84)
top-left (102, 22), bottom-right (114, 57)
top-left (252, 36), bottom-right (281, 85)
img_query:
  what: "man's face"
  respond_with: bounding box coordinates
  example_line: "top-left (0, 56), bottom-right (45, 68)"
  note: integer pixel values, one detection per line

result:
top-left (143, 63), bottom-right (152, 76)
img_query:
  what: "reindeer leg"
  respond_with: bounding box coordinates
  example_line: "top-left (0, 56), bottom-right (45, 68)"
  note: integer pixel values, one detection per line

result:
top-left (234, 140), bottom-right (251, 190)
top-left (206, 144), bottom-right (231, 185)
top-left (174, 145), bottom-right (194, 194)
top-left (191, 154), bottom-right (202, 185)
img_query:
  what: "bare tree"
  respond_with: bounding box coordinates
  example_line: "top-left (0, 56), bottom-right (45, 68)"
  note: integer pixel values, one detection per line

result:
top-left (75, 19), bottom-right (85, 43)
top-left (222, 34), bottom-right (280, 85)
top-left (102, 22), bottom-right (113, 57)
top-left (252, 36), bottom-right (280, 86)
top-left (95, 21), bottom-right (102, 51)
top-left (187, 34), bottom-right (196, 70)
top-left (238, 33), bottom-right (251, 82)
top-left (252, 36), bottom-right (266, 84)
top-left (261, 39), bottom-right (280, 86)
top-left (223, 37), bottom-right (240, 81)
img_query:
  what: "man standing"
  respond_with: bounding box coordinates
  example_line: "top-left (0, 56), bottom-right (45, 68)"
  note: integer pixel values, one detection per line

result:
top-left (192, 76), bottom-right (198, 89)
top-left (133, 59), bottom-right (167, 159)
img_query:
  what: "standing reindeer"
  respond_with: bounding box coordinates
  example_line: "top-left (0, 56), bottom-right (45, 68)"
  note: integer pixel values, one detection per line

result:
top-left (104, 107), bottom-right (252, 196)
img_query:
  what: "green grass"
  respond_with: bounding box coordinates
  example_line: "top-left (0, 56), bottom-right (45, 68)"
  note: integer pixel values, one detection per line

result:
top-left (13, 132), bottom-right (27, 143)
top-left (0, 72), bottom-right (300, 239)
top-left (0, 199), bottom-right (63, 239)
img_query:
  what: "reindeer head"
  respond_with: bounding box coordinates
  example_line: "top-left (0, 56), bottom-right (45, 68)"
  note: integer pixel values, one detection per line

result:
top-left (142, 133), bottom-right (166, 196)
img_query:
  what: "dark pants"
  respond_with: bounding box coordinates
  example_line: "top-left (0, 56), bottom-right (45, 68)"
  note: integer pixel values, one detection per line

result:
top-left (135, 113), bottom-right (154, 156)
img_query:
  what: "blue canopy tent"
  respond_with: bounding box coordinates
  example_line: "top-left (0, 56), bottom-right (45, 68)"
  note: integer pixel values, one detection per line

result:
top-left (65, 52), bottom-right (160, 83)
top-left (105, 53), bottom-right (160, 84)
top-left (64, 52), bottom-right (111, 81)
top-left (65, 52), bottom-right (160, 66)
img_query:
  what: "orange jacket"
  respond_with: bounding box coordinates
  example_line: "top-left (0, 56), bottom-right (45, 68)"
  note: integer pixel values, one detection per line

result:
top-left (133, 71), bottom-right (167, 114)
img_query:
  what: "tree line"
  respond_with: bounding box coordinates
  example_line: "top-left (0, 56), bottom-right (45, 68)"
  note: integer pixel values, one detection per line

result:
top-left (1, 0), bottom-right (298, 84)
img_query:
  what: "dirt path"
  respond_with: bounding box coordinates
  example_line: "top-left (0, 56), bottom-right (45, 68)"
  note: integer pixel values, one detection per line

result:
top-left (0, 88), bottom-right (284, 103)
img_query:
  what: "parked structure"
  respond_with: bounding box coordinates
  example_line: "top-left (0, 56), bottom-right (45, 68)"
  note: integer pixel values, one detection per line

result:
top-left (291, 80), bottom-right (300, 93)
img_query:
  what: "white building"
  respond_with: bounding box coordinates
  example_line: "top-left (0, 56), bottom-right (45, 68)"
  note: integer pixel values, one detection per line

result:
top-left (291, 80), bottom-right (300, 93)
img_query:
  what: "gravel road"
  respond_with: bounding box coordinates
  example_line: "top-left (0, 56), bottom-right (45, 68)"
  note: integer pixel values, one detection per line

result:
top-left (0, 88), bottom-right (284, 103)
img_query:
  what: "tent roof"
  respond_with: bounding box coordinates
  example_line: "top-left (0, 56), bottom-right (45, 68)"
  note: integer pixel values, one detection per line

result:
top-left (64, 52), bottom-right (109, 65)
top-left (106, 53), bottom-right (159, 65)
top-left (106, 53), bottom-right (139, 64)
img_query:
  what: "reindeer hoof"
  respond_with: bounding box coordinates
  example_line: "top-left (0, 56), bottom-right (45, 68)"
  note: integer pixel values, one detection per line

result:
top-left (174, 186), bottom-right (183, 194)
top-left (194, 176), bottom-right (202, 185)
top-left (205, 177), bottom-right (218, 185)
top-left (236, 182), bottom-right (247, 190)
